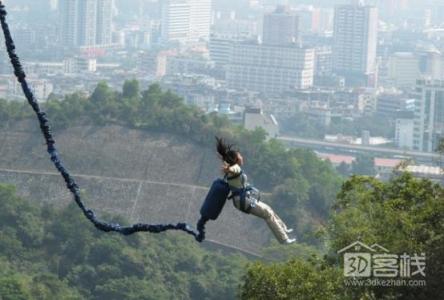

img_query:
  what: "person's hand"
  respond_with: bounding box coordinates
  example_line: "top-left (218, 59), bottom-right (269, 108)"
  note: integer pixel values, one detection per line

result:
top-left (221, 162), bottom-right (230, 174)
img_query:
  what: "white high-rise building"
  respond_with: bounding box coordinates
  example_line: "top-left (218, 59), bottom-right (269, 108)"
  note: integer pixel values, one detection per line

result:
top-left (160, 0), bottom-right (211, 44)
top-left (161, 0), bottom-right (190, 43)
top-left (96, 0), bottom-right (113, 45)
top-left (78, 0), bottom-right (97, 46)
top-left (189, 0), bottom-right (211, 41)
top-left (60, 0), bottom-right (113, 47)
top-left (225, 7), bottom-right (314, 94)
top-left (60, 0), bottom-right (79, 47)
top-left (413, 80), bottom-right (444, 152)
top-left (226, 42), bottom-right (314, 94)
top-left (333, 2), bottom-right (378, 84)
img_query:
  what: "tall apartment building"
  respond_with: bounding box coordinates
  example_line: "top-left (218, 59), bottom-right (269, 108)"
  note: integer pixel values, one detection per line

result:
top-left (225, 5), bottom-right (314, 94)
top-left (160, 0), bottom-right (211, 43)
top-left (189, 0), bottom-right (211, 41)
top-left (60, 0), bottom-right (113, 48)
top-left (60, 0), bottom-right (78, 47)
top-left (160, 0), bottom-right (190, 43)
top-left (333, 2), bottom-right (378, 85)
top-left (226, 42), bottom-right (314, 94)
top-left (262, 5), bottom-right (298, 46)
top-left (96, 0), bottom-right (113, 45)
top-left (412, 80), bottom-right (444, 152)
top-left (78, 0), bottom-right (97, 46)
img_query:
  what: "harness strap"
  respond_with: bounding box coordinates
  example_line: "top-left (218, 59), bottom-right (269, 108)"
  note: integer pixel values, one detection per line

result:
top-left (225, 170), bottom-right (255, 213)
top-left (240, 192), bottom-right (251, 213)
top-left (229, 186), bottom-right (254, 213)
top-left (225, 170), bottom-right (243, 181)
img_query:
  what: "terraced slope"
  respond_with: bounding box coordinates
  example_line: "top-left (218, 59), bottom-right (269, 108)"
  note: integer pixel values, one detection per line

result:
top-left (0, 121), bottom-right (270, 254)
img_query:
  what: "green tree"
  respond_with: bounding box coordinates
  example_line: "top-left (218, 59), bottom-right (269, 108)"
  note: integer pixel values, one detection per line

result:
top-left (351, 154), bottom-right (375, 176)
top-left (0, 274), bottom-right (31, 300)
top-left (0, 184), bottom-right (251, 299)
top-left (122, 79), bottom-right (140, 99)
top-left (31, 273), bottom-right (83, 300)
top-left (89, 81), bottom-right (120, 124)
top-left (329, 174), bottom-right (444, 299)
top-left (95, 277), bottom-right (169, 300)
top-left (437, 138), bottom-right (444, 168)
top-left (240, 258), bottom-right (349, 300)
top-left (336, 162), bottom-right (351, 177)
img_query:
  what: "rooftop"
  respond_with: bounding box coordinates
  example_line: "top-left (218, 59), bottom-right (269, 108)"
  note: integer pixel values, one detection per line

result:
top-left (403, 165), bottom-right (443, 176)
top-left (374, 158), bottom-right (402, 168)
top-left (317, 153), bottom-right (356, 165)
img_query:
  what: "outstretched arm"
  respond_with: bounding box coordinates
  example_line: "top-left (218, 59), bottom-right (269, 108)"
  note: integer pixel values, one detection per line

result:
top-left (221, 162), bottom-right (230, 175)
top-left (222, 163), bottom-right (241, 175)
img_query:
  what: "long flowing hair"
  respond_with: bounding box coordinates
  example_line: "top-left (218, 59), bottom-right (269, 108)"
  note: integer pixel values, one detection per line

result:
top-left (215, 136), bottom-right (238, 166)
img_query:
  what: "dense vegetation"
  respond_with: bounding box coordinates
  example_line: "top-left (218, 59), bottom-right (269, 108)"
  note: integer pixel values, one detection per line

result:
top-left (0, 80), bottom-right (342, 244)
top-left (242, 174), bottom-right (444, 300)
top-left (1, 82), bottom-right (440, 299)
top-left (336, 154), bottom-right (376, 177)
top-left (0, 184), bottom-right (248, 299)
top-left (1, 174), bottom-right (440, 299)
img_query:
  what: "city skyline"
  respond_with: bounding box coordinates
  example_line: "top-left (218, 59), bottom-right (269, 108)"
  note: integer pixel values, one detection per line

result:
top-left (0, 0), bottom-right (442, 156)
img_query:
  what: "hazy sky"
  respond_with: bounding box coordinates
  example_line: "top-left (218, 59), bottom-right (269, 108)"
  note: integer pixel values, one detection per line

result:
top-left (5, 0), bottom-right (443, 17)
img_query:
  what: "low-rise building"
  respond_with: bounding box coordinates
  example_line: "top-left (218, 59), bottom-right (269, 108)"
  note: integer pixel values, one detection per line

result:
top-left (317, 152), bottom-right (356, 167)
top-left (374, 158), bottom-right (402, 177)
top-left (376, 92), bottom-right (408, 117)
top-left (10, 77), bottom-right (53, 101)
top-left (64, 57), bottom-right (97, 74)
top-left (387, 52), bottom-right (420, 89)
top-left (300, 101), bottom-right (332, 126)
top-left (412, 79), bottom-right (444, 152)
top-left (399, 165), bottom-right (444, 184)
top-left (395, 111), bottom-right (415, 150)
top-left (23, 62), bottom-right (65, 75)
top-left (244, 107), bottom-right (279, 138)
top-left (166, 55), bottom-right (213, 76)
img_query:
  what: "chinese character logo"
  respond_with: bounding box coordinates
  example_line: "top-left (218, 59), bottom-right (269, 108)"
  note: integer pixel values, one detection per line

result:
top-left (338, 241), bottom-right (426, 279)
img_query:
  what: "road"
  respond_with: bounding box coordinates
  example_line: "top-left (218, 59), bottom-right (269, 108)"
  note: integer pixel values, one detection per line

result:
top-left (278, 136), bottom-right (441, 160)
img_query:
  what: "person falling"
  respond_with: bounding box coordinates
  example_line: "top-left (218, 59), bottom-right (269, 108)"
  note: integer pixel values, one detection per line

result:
top-left (215, 137), bottom-right (296, 244)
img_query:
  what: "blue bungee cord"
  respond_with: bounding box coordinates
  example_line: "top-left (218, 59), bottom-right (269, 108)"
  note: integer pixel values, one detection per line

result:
top-left (0, 2), bottom-right (207, 242)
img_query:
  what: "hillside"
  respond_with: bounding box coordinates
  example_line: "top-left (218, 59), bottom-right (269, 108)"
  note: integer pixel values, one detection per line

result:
top-left (0, 120), bottom-right (269, 254)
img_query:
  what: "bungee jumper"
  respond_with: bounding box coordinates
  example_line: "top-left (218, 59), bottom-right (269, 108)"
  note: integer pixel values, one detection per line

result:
top-left (198, 137), bottom-right (296, 244)
top-left (0, 1), bottom-right (295, 245)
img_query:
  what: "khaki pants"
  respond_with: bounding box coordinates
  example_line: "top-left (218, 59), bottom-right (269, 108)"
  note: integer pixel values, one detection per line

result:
top-left (233, 198), bottom-right (289, 243)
